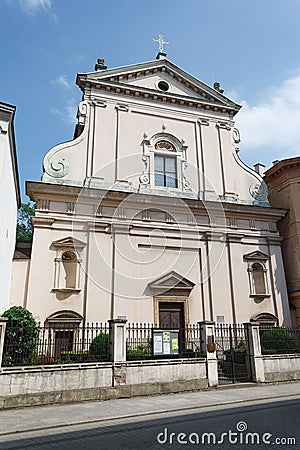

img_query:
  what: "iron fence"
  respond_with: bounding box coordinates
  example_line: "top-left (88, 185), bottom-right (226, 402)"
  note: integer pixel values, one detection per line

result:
top-left (259, 326), bottom-right (300, 355)
top-left (214, 323), bottom-right (252, 384)
top-left (2, 322), bottom-right (110, 367)
top-left (126, 323), bottom-right (202, 360)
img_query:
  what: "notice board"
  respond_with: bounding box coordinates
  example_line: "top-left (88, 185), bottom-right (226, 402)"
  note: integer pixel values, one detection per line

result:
top-left (152, 329), bottom-right (180, 356)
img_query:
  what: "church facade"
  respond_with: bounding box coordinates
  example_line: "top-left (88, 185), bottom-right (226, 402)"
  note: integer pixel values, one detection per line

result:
top-left (11, 54), bottom-right (291, 328)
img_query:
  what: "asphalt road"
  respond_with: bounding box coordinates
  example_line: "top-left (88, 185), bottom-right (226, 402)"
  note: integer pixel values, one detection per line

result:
top-left (0, 398), bottom-right (299, 450)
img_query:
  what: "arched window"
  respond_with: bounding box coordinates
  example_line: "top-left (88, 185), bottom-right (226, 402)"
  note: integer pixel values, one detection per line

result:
top-left (244, 251), bottom-right (270, 299)
top-left (51, 237), bottom-right (86, 293)
top-left (46, 311), bottom-right (83, 358)
top-left (247, 261), bottom-right (269, 298)
top-left (139, 132), bottom-right (192, 194)
top-left (154, 140), bottom-right (178, 188)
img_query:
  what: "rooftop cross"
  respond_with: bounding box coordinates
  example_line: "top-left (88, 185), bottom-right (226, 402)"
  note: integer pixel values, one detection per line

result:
top-left (153, 34), bottom-right (169, 53)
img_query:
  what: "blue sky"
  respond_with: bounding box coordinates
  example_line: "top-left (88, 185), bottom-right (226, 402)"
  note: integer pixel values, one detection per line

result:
top-left (2, 0), bottom-right (300, 201)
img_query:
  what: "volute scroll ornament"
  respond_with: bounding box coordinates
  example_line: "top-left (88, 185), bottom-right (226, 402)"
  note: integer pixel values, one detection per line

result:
top-left (182, 161), bottom-right (192, 192)
top-left (232, 128), bottom-right (241, 144)
top-left (139, 155), bottom-right (150, 185)
top-left (43, 100), bottom-right (89, 181)
top-left (249, 182), bottom-right (268, 203)
top-left (46, 157), bottom-right (70, 178)
top-left (77, 101), bottom-right (89, 126)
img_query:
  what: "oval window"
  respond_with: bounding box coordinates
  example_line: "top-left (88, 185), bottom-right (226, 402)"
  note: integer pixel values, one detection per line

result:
top-left (157, 80), bottom-right (170, 92)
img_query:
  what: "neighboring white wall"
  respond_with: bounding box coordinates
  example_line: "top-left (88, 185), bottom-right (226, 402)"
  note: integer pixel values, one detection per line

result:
top-left (10, 259), bottom-right (30, 308)
top-left (263, 355), bottom-right (300, 382)
top-left (0, 103), bottom-right (20, 314)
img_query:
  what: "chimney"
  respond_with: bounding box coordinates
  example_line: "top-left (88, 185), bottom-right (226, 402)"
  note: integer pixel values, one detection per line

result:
top-left (254, 162), bottom-right (266, 176)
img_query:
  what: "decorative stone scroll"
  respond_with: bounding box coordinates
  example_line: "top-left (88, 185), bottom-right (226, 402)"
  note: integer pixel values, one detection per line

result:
top-left (46, 158), bottom-right (69, 178)
top-left (43, 101), bottom-right (89, 181)
top-left (249, 182), bottom-right (268, 203)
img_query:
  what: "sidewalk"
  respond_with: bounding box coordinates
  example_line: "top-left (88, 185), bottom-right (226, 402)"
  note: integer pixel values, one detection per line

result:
top-left (0, 382), bottom-right (299, 437)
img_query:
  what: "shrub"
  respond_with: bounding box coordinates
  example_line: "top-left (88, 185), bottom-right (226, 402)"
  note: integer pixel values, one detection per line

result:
top-left (127, 344), bottom-right (152, 359)
top-left (261, 327), bottom-right (296, 354)
top-left (2, 306), bottom-right (39, 366)
top-left (234, 339), bottom-right (246, 353)
top-left (89, 333), bottom-right (109, 359)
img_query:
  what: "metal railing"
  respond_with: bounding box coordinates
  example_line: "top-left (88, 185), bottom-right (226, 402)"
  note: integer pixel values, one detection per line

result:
top-left (259, 326), bottom-right (300, 355)
top-left (214, 323), bottom-right (252, 384)
top-left (2, 322), bottom-right (110, 366)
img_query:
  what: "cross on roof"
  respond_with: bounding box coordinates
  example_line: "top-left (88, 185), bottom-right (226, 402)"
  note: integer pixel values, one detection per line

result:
top-left (153, 34), bottom-right (169, 53)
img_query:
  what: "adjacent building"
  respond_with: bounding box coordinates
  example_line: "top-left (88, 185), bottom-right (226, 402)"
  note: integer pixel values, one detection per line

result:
top-left (10, 54), bottom-right (291, 329)
top-left (0, 102), bottom-right (20, 313)
top-left (264, 157), bottom-right (300, 326)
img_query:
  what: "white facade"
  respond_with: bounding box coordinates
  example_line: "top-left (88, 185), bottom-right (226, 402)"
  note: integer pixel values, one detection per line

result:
top-left (12, 56), bottom-right (291, 327)
top-left (0, 103), bottom-right (20, 313)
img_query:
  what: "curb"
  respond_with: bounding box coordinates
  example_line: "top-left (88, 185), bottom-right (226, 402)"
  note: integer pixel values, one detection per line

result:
top-left (0, 390), bottom-right (299, 438)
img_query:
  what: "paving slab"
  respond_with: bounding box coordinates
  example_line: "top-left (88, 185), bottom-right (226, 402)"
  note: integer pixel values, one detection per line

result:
top-left (0, 382), bottom-right (299, 436)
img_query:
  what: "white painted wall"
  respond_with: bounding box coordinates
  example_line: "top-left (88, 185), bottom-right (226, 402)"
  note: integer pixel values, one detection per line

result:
top-left (0, 103), bottom-right (20, 314)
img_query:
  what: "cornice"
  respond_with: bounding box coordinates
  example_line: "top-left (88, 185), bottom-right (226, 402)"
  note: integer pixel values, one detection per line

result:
top-left (264, 157), bottom-right (300, 181)
top-left (78, 58), bottom-right (239, 103)
top-left (79, 79), bottom-right (238, 117)
top-left (32, 217), bottom-right (55, 227)
top-left (26, 181), bottom-right (287, 221)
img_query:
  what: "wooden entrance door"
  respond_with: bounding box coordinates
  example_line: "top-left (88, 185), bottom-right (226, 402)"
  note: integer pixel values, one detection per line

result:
top-left (159, 302), bottom-right (185, 352)
top-left (159, 302), bottom-right (185, 329)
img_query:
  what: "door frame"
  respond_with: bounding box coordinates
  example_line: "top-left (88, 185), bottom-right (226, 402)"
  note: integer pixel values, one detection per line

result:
top-left (154, 295), bottom-right (189, 328)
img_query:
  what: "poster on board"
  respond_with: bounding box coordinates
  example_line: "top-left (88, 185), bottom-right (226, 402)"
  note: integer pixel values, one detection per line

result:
top-left (152, 329), bottom-right (180, 356)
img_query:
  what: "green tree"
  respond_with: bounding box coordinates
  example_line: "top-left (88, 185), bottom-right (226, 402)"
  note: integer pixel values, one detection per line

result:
top-left (16, 202), bottom-right (35, 241)
top-left (2, 306), bottom-right (39, 366)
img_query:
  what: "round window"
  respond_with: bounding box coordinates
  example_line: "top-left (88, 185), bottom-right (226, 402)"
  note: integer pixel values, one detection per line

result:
top-left (157, 80), bottom-right (170, 92)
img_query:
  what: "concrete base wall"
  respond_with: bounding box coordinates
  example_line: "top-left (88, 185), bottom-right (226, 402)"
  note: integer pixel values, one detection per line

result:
top-left (263, 354), bottom-right (300, 382)
top-left (126, 358), bottom-right (207, 385)
top-left (0, 359), bottom-right (208, 409)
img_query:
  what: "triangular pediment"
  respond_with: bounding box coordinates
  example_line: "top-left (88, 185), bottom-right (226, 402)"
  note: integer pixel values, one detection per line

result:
top-left (51, 236), bottom-right (86, 250)
top-left (243, 250), bottom-right (269, 261)
top-left (78, 59), bottom-right (240, 111)
top-left (149, 271), bottom-right (195, 290)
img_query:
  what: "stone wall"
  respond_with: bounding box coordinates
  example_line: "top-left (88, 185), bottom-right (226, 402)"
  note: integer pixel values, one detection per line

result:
top-left (263, 354), bottom-right (300, 382)
top-left (0, 358), bottom-right (207, 409)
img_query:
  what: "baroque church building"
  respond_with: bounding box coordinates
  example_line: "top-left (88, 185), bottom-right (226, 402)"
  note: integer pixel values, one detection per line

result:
top-left (11, 52), bottom-right (292, 329)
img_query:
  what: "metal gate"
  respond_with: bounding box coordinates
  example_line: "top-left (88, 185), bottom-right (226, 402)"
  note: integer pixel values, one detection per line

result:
top-left (214, 324), bottom-right (252, 384)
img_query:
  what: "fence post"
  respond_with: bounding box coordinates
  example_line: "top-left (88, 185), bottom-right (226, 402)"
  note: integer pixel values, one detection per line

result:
top-left (198, 321), bottom-right (218, 387)
top-left (243, 322), bottom-right (265, 383)
top-left (0, 317), bottom-right (8, 367)
top-left (108, 317), bottom-right (127, 363)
